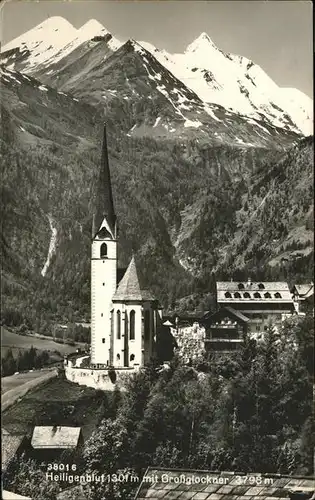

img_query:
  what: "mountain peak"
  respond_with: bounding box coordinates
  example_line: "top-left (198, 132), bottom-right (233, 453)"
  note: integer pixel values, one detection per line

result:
top-left (2, 16), bottom-right (77, 53)
top-left (78, 19), bottom-right (108, 37)
top-left (185, 32), bottom-right (217, 54)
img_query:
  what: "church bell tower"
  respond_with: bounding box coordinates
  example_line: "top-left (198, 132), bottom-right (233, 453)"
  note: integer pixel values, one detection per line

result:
top-left (91, 126), bottom-right (117, 366)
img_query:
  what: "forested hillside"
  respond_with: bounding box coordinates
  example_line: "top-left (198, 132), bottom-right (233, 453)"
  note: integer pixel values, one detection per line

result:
top-left (0, 63), bottom-right (313, 333)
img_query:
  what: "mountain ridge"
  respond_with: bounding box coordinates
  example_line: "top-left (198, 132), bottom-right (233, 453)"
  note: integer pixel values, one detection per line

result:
top-left (1, 16), bottom-right (312, 136)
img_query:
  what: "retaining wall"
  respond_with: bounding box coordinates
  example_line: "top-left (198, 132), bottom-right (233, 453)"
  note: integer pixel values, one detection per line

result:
top-left (65, 365), bottom-right (137, 391)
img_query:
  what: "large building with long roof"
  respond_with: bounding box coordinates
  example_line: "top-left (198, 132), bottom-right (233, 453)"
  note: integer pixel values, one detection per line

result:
top-left (90, 127), bottom-right (159, 368)
top-left (216, 279), bottom-right (295, 336)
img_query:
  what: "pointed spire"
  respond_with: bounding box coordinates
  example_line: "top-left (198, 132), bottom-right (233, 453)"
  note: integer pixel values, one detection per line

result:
top-left (91, 213), bottom-right (96, 238)
top-left (113, 256), bottom-right (155, 302)
top-left (94, 124), bottom-right (116, 238)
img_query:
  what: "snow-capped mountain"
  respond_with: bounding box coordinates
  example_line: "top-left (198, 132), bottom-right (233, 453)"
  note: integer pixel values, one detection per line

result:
top-left (139, 33), bottom-right (313, 136)
top-left (1, 17), bottom-right (122, 72)
top-left (1, 17), bottom-right (77, 69)
top-left (1, 17), bottom-right (312, 137)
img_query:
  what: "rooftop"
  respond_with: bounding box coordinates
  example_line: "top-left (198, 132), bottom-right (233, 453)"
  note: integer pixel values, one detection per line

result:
top-left (293, 284), bottom-right (314, 298)
top-left (93, 125), bottom-right (116, 238)
top-left (2, 491), bottom-right (31, 500)
top-left (217, 281), bottom-right (293, 302)
top-left (113, 256), bottom-right (156, 302)
top-left (31, 426), bottom-right (81, 449)
top-left (2, 433), bottom-right (25, 472)
top-left (56, 485), bottom-right (87, 500)
top-left (134, 468), bottom-right (315, 500)
top-left (202, 307), bottom-right (250, 325)
top-left (217, 281), bottom-right (291, 291)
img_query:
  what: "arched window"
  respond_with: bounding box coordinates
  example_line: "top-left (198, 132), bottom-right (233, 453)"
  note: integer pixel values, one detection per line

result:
top-left (110, 310), bottom-right (114, 338)
top-left (238, 283), bottom-right (245, 290)
top-left (275, 292), bottom-right (282, 299)
top-left (144, 310), bottom-right (150, 340)
top-left (254, 292), bottom-right (261, 298)
top-left (225, 292), bottom-right (232, 298)
top-left (264, 292), bottom-right (271, 298)
top-left (130, 310), bottom-right (135, 340)
top-left (100, 243), bottom-right (107, 258)
top-left (130, 354), bottom-right (135, 362)
top-left (258, 283), bottom-right (265, 290)
top-left (116, 310), bottom-right (121, 339)
top-left (244, 292), bottom-right (251, 298)
top-left (234, 292), bottom-right (241, 298)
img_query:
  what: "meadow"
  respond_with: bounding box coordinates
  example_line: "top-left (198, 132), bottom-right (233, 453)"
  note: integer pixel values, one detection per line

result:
top-left (1, 327), bottom-right (83, 357)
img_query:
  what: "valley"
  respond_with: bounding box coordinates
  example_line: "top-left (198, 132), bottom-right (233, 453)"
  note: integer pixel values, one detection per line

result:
top-left (0, 14), bottom-right (313, 337)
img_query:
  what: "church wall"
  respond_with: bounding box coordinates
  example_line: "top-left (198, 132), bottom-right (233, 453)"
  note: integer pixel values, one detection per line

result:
top-left (91, 237), bottom-right (117, 365)
top-left (112, 303), bottom-right (142, 367)
top-left (142, 302), bottom-right (156, 364)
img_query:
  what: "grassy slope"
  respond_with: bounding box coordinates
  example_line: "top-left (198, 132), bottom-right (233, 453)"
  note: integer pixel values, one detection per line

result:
top-left (2, 375), bottom-right (112, 441)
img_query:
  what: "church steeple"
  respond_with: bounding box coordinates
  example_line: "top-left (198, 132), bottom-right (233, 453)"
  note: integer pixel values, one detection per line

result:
top-left (94, 124), bottom-right (116, 239)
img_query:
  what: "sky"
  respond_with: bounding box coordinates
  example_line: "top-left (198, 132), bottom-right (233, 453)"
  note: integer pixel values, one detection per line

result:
top-left (0, 0), bottom-right (313, 97)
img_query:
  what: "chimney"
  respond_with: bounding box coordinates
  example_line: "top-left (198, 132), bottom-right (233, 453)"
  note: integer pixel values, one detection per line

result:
top-left (247, 277), bottom-right (252, 287)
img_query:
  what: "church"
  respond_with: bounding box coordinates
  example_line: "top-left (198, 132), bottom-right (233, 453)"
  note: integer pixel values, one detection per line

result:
top-left (90, 126), bottom-right (160, 369)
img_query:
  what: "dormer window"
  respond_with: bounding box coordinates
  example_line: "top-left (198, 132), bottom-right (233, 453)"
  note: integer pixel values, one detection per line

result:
top-left (243, 292), bottom-right (251, 298)
top-left (275, 292), bottom-right (282, 299)
top-left (234, 292), bottom-right (241, 298)
top-left (100, 243), bottom-right (107, 258)
top-left (254, 292), bottom-right (261, 298)
top-left (225, 292), bottom-right (232, 298)
top-left (238, 283), bottom-right (245, 290)
top-left (264, 292), bottom-right (271, 298)
top-left (258, 283), bottom-right (265, 290)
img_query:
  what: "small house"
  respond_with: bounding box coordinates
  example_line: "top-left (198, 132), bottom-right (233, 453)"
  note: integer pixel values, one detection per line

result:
top-left (291, 283), bottom-right (314, 315)
top-left (201, 306), bottom-right (249, 351)
top-left (31, 426), bottom-right (83, 461)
